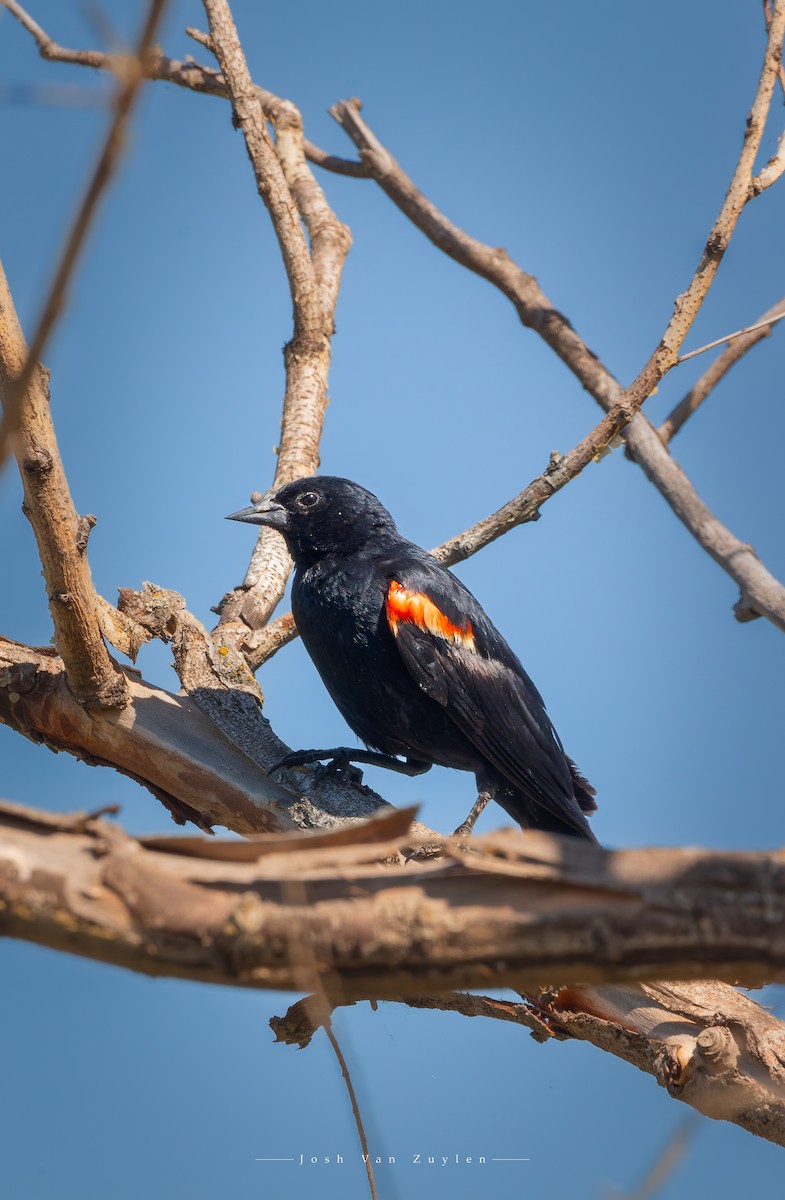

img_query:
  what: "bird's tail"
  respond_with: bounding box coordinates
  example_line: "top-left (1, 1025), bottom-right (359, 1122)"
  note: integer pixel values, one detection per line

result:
top-left (567, 756), bottom-right (597, 814)
top-left (493, 762), bottom-right (599, 844)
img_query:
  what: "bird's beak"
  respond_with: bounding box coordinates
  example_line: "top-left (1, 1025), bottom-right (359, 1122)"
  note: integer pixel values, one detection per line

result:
top-left (226, 493), bottom-right (290, 531)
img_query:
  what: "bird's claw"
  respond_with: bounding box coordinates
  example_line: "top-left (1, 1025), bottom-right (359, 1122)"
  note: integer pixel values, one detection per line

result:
top-left (268, 749), bottom-right (364, 784)
top-left (314, 756), bottom-right (364, 785)
top-left (268, 753), bottom-right (306, 776)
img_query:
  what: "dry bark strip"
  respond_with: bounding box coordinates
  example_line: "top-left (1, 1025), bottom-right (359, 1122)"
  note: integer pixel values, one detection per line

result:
top-left (3, 800), bottom-right (785, 1145)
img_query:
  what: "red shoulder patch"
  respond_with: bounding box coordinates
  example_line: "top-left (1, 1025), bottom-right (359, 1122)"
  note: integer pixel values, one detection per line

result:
top-left (386, 580), bottom-right (476, 651)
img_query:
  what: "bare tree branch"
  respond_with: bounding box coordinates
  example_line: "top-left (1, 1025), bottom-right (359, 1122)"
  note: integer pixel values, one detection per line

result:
top-left (9, 3), bottom-right (785, 643)
top-left (0, 261), bottom-right (128, 708)
top-left (111, 584), bottom-right (440, 835)
top-left (659, 297), bottom-right (785, 443)
top-left (4, 801), bottom-right (785, 1145)
top-left (6, 801), bottom-right (785, 990)
top-left (0, 1), bottom-right (173, 708)
top-left (675, 304), bottom-right (785, 365)
top-left (1, 2), bottom-right (351, 658)
top-left (2, 2), bottom-right (368, 176)
top-left (13, 5), bottom-right (785, 642)
top-left (616, 0), bottom-right (785, 404)
top-left (196, 0), bottom-right (351, 648)
top-left (614, 1114), bottom-right (699, 1200)
top-left (328, 65), bottom-right (785, 631)
top-left (272, 983), bottom-right (785, 1150)
top-left (0, 610), bottom-right (443, 838)
top-left (433, 417), bottom-right (626, 566)
top-left (201, 2), bottom-right (318, 338)
top-left (0, 634), bottom-right (293, 832)
top-left (245, 611), bottom-right (297, 669)
top-left (0, 0), bottom-right (169, 473)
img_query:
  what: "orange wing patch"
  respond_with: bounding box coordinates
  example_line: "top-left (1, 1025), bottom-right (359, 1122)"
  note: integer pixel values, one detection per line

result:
top-left (386, 580), bottom-right (476, 652)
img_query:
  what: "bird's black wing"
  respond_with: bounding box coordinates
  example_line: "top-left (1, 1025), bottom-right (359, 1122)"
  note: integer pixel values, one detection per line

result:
top-left (383, 556), bottom-right (595, 838)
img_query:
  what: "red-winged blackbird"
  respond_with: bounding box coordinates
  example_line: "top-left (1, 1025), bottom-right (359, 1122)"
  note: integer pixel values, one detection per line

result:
top-left (228, 476), bottom-right (597, 840)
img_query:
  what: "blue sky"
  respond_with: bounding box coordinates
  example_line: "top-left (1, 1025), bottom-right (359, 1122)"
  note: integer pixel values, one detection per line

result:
top-left (1, 1), bottom-right (784, 1196)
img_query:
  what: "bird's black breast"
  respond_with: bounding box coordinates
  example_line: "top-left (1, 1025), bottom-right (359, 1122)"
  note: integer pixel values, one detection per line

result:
top-left (291, 553), bottom-right (481, 769)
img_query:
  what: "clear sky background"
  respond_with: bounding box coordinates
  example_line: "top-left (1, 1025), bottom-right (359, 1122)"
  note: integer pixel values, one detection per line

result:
top-left (1, 1), bottom-right (784, 1196)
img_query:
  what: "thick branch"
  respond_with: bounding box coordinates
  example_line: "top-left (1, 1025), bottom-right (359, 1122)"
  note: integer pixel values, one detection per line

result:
top-left (0, 261), bottom-right (127, 707)
top-left (0, 622), bottom-right (434, 837)
top-left (0, 635), bottom-right (293, 833)
top-left (6, 804), bottom-right (785, 990)
top-left (4, 801), bottom-right (785, 1145)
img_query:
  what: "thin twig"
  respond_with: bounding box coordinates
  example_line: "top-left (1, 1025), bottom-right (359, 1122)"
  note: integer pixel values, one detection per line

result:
top-left (660, 297), bottom-right (785, 442)
top-left (282, 877), bottom-right (378, 1200)
top-left (324, 1023), bottom-right (378, 1200)
top-left (272, 992), bottom-right (549, 1048)
top-left (675, 307), bottom-right (785, 363)
top-left (0, 0), bottom-right (170, 472)
top-left (612, 1115), bottom-right (700, 1200)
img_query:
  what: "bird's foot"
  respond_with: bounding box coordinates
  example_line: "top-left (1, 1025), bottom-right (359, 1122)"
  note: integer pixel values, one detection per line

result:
top-left (315, 752), bottom-right (364, 785)
top-left (271, 747), bottom-right (432, 783)
top-left (269, 747), bottom-right (364, 784)
top-left (404, 842), bottom-right (444, 864)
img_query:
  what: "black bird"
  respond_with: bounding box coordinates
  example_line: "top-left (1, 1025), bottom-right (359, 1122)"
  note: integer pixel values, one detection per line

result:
top-left (228, 476), bottom-right (597, 840)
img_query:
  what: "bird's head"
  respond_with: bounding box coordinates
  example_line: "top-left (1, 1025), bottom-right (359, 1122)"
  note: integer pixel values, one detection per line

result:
top-left (227, 475), bottom-right (398, 566)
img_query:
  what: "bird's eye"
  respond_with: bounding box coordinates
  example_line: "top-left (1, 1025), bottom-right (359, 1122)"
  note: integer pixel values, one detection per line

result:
top-left (297, 491), bottom-right (320, 510)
